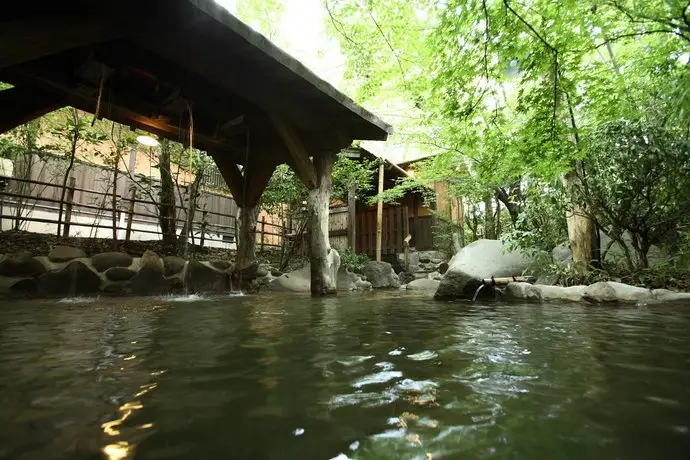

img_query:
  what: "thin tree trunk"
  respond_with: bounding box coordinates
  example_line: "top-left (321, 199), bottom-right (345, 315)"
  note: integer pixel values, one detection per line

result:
top-left (158, 137), bottom-right (177, 250)
top-left (483, 193), bottom-right (495, 239)
top-left (57, 108), bottom-right (79, 237)
top-left (178, 168), bottom-right (205, 257)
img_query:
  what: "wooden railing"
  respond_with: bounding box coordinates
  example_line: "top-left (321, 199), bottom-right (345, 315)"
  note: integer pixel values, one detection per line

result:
top-left (0, 175), bottom-right (287, 249)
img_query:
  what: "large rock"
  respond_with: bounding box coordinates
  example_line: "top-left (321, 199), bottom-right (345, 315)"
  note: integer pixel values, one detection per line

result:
top-left (163, 256), bottom-right (186, 277)
top-left (652, 289), bottom-right (690, 302)
top-left (435, 239), bottom-right (530, 300)
top-left (398, 271), bottom-right (415, 285)
top-left (583, 281), bottom-right (654, 304)
top-left (552, 243), bottom-right (572, 263)
top-left (268, 265), bottom-right (370, 292)
top-left (211, 260), bottom-right (232, 271)
top-left (48, 245), bottom-right (87, 263)
top-left (504, 282), bottom-right (585, 302)
top-left (139, 250), bottom-right (164, 272)
top-left (185, 261), bottom-right (229, 293)
top-left (0, 253), bottom-right (46, 278)
top-left (91, 252), bottom-right (133, 272)
top-left (406, 279), bottom-right (440, 291)
top-left (127, 251), bottom-right (167, 296)
top-left (418, 250), bottom-right (448, 263)
top-left (397, 251), bottom-right (420, 271)
top-left (267, 265), bottom-right (310, 292)
top-left (105, 267), bottom-right (137, 282)
top-left (36, 261), bottom-right (101, 297)
top-left (361, 261), bottom-right (400, 289)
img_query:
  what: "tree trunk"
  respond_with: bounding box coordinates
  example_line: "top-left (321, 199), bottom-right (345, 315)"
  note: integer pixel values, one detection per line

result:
top-left (57, 108), bottom-right (79, 237)
top-left (563, 166), bottom-right (593, 274)
top-left (309, 152), bottom-right (340, 296)
top-left (237, 205), bottom-right (259, 269)
top-left (483, 193), bottom-right (495, 239)
top-left (494, 185), bottom-right (521, 226)
top-left (111, 158), bottom-right (119, 249)
top-left (178, 170), bottom-right (204, 257)
top-left (158, 138), bottom-right (177, 250)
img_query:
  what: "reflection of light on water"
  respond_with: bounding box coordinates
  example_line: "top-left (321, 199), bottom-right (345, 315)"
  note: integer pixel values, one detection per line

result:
top-left (102, 441), bottom-right (132, 460)
top-left (101, 379), bottom-right (161, 458)
top-left (102, 401), bottom-right (144, 436)
top-left (57, 296), bottom-right (99, 304)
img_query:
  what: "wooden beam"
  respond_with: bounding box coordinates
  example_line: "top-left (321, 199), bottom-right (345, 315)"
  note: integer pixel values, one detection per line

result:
top-left (245, 163), bottom-right (277, 207)
top-left (269, 114), bottom-right (317, 189)
top-left (207, 151), bottom-right (245, 203)
top-left (0, 16), bottom-right (116, 69)
top-left (0, 85), bottom-right (64, 134)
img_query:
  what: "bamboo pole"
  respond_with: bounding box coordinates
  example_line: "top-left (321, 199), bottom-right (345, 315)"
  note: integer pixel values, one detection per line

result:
top-left (376, 161), bottom-right (384, 262)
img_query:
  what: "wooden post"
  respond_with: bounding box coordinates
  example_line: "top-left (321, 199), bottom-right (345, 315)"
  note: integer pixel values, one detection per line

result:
top-left (260, 216), bottom-right (266, 253)
top-left (199, 210), bottom-right (208, 248)
top-left (376, 161), bottom-right (384, 262)
top-left (347, 182), bottom-right (356, 250)
top-left (125, 186), bottom-right (136, 241)
top-left (309, 152), bottom-right (339, 296)
top-left (62, 177), bottom-right (76, 238)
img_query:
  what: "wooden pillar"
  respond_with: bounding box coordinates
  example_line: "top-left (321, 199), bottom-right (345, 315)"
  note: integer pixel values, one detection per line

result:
top-left (309, 152), bottom-right (340, 296)
top-left (347, 182), bottom-right (356, 250)
top-left (376, 161), bottom-right (384, 262)
top-left (237, 205), bottom-right (258, 268)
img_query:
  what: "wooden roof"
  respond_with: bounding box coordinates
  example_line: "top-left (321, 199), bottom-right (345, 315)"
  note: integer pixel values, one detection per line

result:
top-left (0, 0), bottom-right (391, 174)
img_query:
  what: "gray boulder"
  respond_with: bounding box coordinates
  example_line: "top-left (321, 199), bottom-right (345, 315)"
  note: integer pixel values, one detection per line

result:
top-left (652, 289), bottom-right (690, 302)
top-left (210, 260), bottom-right (231, 271)
top-left (163, 256), bottom-right (187, 277)
top-left (584, 281), bottom-right (654, 304)
top-left (91, 252), bottom-right (133, 272)
top-left (406, 279), bottom-right (440, 291)
top-left (105, 267), bottom-right (137, 282)
top-left (48, 246), bottom-right (87, 263)
top-left (127, 252), bottom-right (167, 296)
top-left (361, 261), bottom-right (400, 289)
top-left (397, 251), bottom-right (420, 271)
top-left (504, 282), bottom-right (542, 301)
top-left (268, 265), bottom-right (371, 292)
top-left (438, 262), bottom-right (449, 274)
top-left (0, 253), bottom-right (46, 278)
top-left (266, 266), bottom-right (310, 292)
top-left (427, 271), bottom-right (443, 281)
top-left (552, 243), bottom-right (572, 263)
top-left (185, 261), bottom-right (229, 293)
top-left (504, 282), bottom-right (585, 302)
top-left (398, 271), bottom-right (415, 285)
top-left (435, 239), bottom-right (530, 300)
top-left (36, 261), bottom-right (101, 297)
top-left (418, 250), bottom-right (448, 262)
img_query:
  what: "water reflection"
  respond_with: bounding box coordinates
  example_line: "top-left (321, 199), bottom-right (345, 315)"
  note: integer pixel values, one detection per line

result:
top-left (0, 295), bottom-right (689, 459)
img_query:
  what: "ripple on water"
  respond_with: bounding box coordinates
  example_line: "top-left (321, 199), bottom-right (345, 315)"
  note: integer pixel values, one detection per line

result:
top-left (395, 378), bottom-right (439, 393)
top-left (407, 350), bottom-right (438, 361)
top-left (352, 371), bottom-right (403, 388)
top-left (337, 355), bottom-right (375, 367)
top-left (328, 390), bottom-right (398, 409)
top-left (161, 294), bottom-right (207, 302)
top-left (375, 361), bottom-right (395, 371)
top-left (57, 297), bottom-right (99, 304)
top-left (389, 348), bottom-right (405, 356)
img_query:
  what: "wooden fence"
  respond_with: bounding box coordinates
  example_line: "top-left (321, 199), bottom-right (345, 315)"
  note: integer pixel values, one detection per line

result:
top-left (0, 153), bottom-right (287, 249)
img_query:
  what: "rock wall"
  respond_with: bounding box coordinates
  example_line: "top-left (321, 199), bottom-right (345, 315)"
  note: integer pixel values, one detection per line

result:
top-left (503, 281), bottom-right (690, 304)
top-left (0, 246), bottom-right (233, 298)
